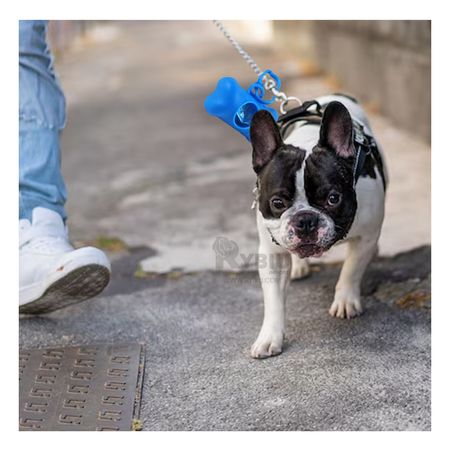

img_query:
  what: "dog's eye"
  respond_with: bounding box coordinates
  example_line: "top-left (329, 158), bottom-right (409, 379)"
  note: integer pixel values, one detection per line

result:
top-left (271, 197), bottom-right (287, 211)
top-left (327, 192), bottom-right (341, 206)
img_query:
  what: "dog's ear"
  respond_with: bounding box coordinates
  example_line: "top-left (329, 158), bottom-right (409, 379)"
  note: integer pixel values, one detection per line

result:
top-left (319, 101), bottom-right (355, 158)
top-left (250, 110), bottom-right (282, 174)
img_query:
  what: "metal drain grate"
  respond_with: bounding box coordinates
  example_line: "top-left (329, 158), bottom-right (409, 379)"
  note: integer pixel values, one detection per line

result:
top-left (19, 343), bottom-right (145, 431)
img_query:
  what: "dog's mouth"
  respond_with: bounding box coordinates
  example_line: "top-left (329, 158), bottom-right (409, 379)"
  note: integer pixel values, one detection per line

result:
top-left (292, 243), bottom-right (324, 258)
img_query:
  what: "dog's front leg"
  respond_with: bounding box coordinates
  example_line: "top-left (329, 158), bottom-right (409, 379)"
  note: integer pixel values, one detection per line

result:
top-left (329, 234), bottom-right (379, 319)
top-left (251, 238), bottom-right (291, 359)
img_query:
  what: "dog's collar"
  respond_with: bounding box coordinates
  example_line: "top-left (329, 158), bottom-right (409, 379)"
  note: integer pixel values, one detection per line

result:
top-left (276, 99), bottom-right (379, 187)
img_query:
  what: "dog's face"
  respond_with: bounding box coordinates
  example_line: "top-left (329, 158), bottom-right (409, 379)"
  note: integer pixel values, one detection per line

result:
top-left (250, 102), bottom-right (357, 258)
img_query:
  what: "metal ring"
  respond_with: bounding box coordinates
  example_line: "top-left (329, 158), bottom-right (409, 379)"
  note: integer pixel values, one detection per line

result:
top-left (280, 96), bottom-right (302, 114)
top-left (264, 78), bottom-right (276, 90)
top-left (272, 89), bottom-right (287, 102)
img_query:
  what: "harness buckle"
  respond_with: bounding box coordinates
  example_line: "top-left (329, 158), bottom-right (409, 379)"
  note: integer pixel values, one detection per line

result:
top-left (353, 120), bottom-right (371, 147)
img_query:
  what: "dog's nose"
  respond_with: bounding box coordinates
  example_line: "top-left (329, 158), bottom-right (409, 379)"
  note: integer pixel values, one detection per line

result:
top-left (295, 213), bottom-right (318, 234)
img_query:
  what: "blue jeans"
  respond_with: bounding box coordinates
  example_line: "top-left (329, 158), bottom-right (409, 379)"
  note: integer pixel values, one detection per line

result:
top-left (19, 20), bottom-right (67, 221)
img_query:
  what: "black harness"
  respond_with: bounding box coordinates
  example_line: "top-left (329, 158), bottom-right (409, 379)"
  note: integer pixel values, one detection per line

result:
top-left (277, 99), bottom-right (379, 186)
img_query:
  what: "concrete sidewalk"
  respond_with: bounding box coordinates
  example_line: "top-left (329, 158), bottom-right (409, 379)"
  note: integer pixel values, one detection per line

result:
top-left (19, 21), bottom-right (431, 431)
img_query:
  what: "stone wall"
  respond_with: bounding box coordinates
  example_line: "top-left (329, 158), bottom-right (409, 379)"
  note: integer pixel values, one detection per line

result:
top-left (273, 21), bottom-right (431, 142)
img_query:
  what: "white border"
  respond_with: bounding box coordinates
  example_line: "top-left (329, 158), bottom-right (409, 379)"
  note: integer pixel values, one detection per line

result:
top-left (2, 0), bottom-right (445, 447)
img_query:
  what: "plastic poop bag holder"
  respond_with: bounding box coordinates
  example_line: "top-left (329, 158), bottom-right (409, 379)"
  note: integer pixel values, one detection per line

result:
top-left (204, 70), bottom-right (280, 141)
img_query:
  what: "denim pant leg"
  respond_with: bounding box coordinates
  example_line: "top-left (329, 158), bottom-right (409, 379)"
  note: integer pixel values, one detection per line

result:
top-left (19, 20), bottom-right (67, 221)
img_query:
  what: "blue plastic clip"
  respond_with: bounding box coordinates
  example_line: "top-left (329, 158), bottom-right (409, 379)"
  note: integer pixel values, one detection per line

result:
top-left (204, 70), bottom-right (280, 141)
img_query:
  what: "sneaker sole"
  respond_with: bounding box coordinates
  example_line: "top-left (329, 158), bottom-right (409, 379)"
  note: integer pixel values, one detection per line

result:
top-left (19, 264), bottom-right (110, 315)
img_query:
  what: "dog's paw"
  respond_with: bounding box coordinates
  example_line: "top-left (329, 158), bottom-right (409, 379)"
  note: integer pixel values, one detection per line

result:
top-left (290, 256), bottom-right (310, 280)
top-left (250, 329), bottom-right (284, 359)
top-left (329, 288), bottom-right (363, 319)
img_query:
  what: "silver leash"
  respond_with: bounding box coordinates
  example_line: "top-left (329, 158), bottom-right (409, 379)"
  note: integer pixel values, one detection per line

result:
top-left (213, 20), bottom-right (302, 114)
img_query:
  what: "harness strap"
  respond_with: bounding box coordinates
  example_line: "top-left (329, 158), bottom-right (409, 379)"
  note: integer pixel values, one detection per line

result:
top-left (351, 120), bottom-right (377, 186)
top-left (277, 100), bottom-right (323, 139)
top-left (277, 99), bottom-right (323, 124)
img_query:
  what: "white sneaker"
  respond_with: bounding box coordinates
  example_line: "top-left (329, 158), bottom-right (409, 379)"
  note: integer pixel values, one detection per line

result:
top-left (19, 207), bottom-right (111, 314)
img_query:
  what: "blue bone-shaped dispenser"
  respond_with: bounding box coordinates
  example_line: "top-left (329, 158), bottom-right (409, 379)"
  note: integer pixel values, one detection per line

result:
top-left (204, 72), bottom-right (279, 141)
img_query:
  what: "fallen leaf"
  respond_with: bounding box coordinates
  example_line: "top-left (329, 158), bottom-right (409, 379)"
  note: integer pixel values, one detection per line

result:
top-left (396, 290), bottom-right (431, 309)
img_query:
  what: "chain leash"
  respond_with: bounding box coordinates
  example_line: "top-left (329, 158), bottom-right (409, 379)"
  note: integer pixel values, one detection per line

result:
top-left (213, 20), bottom-right (302, 114)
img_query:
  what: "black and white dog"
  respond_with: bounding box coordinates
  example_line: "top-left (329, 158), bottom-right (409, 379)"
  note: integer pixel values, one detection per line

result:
top-left (249, 95), bottom-right (387, 359)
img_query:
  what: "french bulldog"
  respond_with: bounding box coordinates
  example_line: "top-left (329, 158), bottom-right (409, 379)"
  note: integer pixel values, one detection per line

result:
top-left (249, 94), bottom-right (387, 359)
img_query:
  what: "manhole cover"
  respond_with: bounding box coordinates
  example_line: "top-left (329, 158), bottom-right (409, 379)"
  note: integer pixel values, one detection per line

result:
top-left (19, 343), bottom-right (145, 431)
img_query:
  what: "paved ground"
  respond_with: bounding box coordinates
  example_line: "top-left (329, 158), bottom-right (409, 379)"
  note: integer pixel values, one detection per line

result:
top-left (19, 21), bottom-right (431, 431)
top-left (20, 245), bottom-right (431, 431)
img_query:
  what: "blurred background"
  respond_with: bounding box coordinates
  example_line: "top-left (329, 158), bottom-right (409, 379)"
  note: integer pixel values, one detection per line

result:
top-left (47, 20), bottom-right (431, 273)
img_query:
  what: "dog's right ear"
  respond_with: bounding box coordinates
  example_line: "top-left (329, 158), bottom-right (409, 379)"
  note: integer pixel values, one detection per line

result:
top-left (250, 110), bottom-right (282, 174)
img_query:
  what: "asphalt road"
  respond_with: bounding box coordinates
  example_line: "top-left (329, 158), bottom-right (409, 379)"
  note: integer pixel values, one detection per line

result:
top-left (20, 245), bottom-right (430, 430)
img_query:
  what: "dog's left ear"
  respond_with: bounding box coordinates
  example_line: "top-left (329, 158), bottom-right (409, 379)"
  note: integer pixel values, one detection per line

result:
top-left (250, 110), bottom-right (283, 174)
top-left (319, 101), bottom-right (355, 158)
